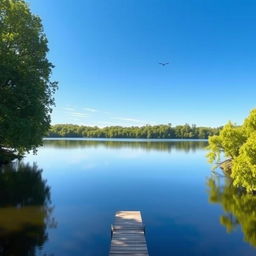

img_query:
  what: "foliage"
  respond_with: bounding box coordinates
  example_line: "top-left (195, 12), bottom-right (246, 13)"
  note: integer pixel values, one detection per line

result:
top-left (48, 124), bottom-right (221, 139)
top-left (232, 133), bottom-right (256, 192)
top-left (207, 175), bottom-right (256, 247)
top-left (243, 109), bottom-right (256, 136)
top-left (207, 122), bottom-right (246, 164)
top-left (207, 109), bottom-right (256, 192)
top-left (0, 0), bottom-right (57, 159)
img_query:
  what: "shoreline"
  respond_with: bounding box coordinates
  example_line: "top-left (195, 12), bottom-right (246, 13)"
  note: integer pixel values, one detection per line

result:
top-left (43, 137), bottom-right (208, 142)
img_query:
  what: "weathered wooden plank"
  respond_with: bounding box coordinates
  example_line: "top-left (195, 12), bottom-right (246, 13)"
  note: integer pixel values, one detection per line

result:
top-left (112, 237), bottom-right (146, 241)
top-left (110, 254), bottom-right (148, 256)
top-left (110, 250), bottom-right (148, 252)
top-left (110, 253), bottom-right (148, 255)
top-left (112, 236), bottom-right (145, 239)
top-left (109, 211), bottom-right (149, 256)
top-left (111, 245), bottom-right (147, 248)
top-left (112, 241), bottom-right (147, 245)
top-left (110, 249), bottom-right (148, 251)
top-left (111, 246), bottom-right (148, 249)
top-left (112, 233), bottom-right (146, 238)
top-left (110, 250), bottom-right (148, 253)
top-left (111, 243), bottom-right (147, 245)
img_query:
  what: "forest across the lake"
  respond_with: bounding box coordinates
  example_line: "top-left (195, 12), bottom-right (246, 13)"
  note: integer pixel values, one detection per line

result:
top-left (48, 124), bottom-right (222, 139)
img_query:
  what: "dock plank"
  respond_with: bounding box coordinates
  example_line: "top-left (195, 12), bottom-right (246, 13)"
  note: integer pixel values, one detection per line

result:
top-left (109, 211), bottom-right (149, 256)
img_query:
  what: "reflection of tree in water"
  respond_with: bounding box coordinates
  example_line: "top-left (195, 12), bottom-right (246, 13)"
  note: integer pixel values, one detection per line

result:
top-left (0, 162), bottom-right (56, 256)
top-left (44, 139), bottom-right (208, 153)
top-left (207, 175), bottom-right (256, 247)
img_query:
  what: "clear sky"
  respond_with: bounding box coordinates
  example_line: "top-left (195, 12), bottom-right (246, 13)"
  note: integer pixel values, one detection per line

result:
top-left (28, 0), bottom-right (256, 127)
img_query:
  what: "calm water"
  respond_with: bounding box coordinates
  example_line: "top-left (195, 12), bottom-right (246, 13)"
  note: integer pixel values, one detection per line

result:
top-left (1, 139), bottom-right (256, 256)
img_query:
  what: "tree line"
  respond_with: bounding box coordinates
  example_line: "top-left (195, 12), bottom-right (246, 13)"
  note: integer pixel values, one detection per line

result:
top-left (48, 124), bottom-right (221, 139)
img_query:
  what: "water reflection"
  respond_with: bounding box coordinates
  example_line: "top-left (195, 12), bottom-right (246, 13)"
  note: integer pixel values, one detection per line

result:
top-left (0, 162), bottom-right (56, 256)
top-left (9, 139), bottom-right (255, 256)
top-left (207, 175), bottom-right (256, 247)
top-left (43, 139), bottom-right (208, 152)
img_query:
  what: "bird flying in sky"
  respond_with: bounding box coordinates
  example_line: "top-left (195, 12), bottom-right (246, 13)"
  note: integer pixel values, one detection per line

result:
top-left (159, 62), bottom-right (169, 66)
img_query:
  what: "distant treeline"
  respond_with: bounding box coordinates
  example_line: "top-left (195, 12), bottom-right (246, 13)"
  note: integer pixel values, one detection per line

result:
top-left (48, 124), bottom-right (222, 139)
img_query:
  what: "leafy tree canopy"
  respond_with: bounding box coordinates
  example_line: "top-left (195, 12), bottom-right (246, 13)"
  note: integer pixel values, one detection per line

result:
top-left (207, 109), bottom-right (256, 192)
top-left (0, 0), bottom-right (57, 161)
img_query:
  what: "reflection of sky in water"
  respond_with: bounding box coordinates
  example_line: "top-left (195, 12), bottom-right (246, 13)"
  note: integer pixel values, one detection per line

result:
top-left (17, 140), bottom-right (256, 256)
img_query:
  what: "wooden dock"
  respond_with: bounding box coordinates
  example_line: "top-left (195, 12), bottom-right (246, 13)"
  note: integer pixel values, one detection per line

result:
top-left (109, 211), bottom-right (149, 256)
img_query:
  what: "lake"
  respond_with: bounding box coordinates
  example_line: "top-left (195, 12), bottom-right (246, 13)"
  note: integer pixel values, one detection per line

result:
top-left (0, 139), bottom-right (256, 256)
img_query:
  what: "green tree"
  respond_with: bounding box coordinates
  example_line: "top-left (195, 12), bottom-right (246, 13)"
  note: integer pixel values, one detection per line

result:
top-left (0, 0), bottom-right (57, 162)
top-left (232, 133), bottom-right (256, 192)
top-left (207, 109), bottom-right (256, 192)
top-left (207, 122), bottom-right (246, 165)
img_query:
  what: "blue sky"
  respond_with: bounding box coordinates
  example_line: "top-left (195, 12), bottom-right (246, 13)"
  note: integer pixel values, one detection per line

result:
top-left (28, 0), bottom-right (256, 127)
